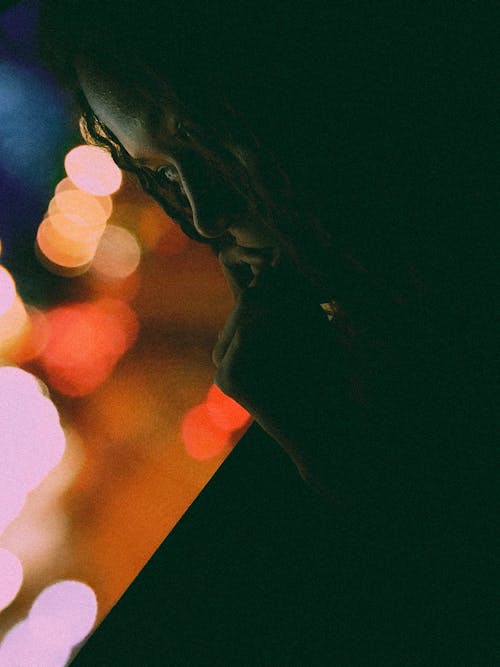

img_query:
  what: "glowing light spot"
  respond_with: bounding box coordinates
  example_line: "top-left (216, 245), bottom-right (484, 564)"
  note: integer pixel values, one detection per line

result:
top-left (36, 215), bottom-right (100, 270)
top-left (65, 145), bottom-right (122, 196)
top-left (38, 299), bottom-right (138, 396)
top-left (55, 177), bottom-right (113, 219)
top-left (205, 384), bottom-right (253, 432)
top-left (28, 580), bottom-right (98, 646)
top-left (0, 549), bottom-right (23, 612)
top-left (182, 403), bottom-right (235, 460)
top-left (0, 266), bottom-right (29, 356)
top-left (49, 189), bottom-right (112, 229)
top-left (10, 306), bottom-right (50, 364)
top-left (138, 203), bottom-right (189, 255)
top-left (0, 367), bottom-right (66, 495)
top-left (91, 224), bottom-right (141, 279)
top-left (0, 620), bottom-right (71, 666)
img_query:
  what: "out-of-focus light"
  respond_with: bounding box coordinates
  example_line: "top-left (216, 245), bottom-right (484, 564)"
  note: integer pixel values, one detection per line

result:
top-left (182, 386), bottom-right (252, 460)
top-left (0, 548), bottom-right (23, 612)
top-left (38, 299), bottom-right (138, 396)
top-left (49, 189), bottom-right (112, 229)
top-left (0, 266), bottom-right (29, 356)
top-left (91, 224), bottom-right (141, 280)
top-left (36, 215), bottom-right (100, 271)
top-left (28, 580), bottom-right (98, 647)
top-left (0, 620), bottom-right (71, 667)
top-left (205, 384), bottom-right (252, 432)
top-left (10, 307), bottom-right (50, 364)
top-left (182, 403), bottom-right (235, 460)
top-left (55, 177), bottom-right (113, 219)
top-left (0, 366), bottom-right (66, 496)
top-left (138, 203), bottom-right (189, 255)
top-left (65, 145), bottom-right (122, 196)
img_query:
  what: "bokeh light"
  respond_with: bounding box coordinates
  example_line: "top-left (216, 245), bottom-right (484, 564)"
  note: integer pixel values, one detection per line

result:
top-left (0, 266), bottom-right (29, 357)
top-left (0, 620), bottom-right (71, 666)
top-left (10, 306), bottom-right (51, 364)
top-left (91, 224), bottom-right (141, 280)
top-left (36, 215), bottom-right (100, 270)
top-left (65, 145), bottom-right (122, 196)
top-left (205, 384), bottom-right (252, 432)
top-left (49, 189), bottom-right (111, 229)
top-left (182, 403), bottom-right (235, 460)
top-left (0, 548), bottom-right (23, 612)
top-left (38, 299), bottom-right (139, 396)
top-left (28, 580), bottom-right (98, 648)
top-left (55, 177), bottom-right (113, 219)
top-left (182, 385), bottom-right (252, 460)
top-left (0, 366), bottom-right (66, 496)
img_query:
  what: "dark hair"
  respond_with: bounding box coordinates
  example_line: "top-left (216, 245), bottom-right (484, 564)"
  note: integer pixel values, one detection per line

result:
top-left (39, 2), bottom-right (353, 291)
top-left (39, 1), bottom-right (438, 330)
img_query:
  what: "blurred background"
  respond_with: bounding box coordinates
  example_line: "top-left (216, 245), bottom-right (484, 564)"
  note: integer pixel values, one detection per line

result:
top-left (0, 1), bottom-right (252, 662)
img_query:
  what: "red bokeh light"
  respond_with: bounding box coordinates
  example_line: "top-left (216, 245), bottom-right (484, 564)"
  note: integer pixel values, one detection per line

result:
top-left (37, 299), bottom-right (139, 396)
top-left (182, 386), bottom-right (252, 460)
top-left (205, 384), bottom-right (252, 431)
top-left (182, 403), bottom-right (235, 461)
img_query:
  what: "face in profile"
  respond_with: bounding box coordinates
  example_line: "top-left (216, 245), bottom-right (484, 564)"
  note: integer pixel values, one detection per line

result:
top-left (76, 59), bottom-right (285, 253)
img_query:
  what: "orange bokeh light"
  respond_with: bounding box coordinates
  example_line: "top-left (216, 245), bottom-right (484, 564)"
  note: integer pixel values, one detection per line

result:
top-left (38, 299), bottom-right (139, 396)
top-left (49, 189), bottom-right (111, 229)
top-left (55, 177), bottom-right (113, 219)
top-left (65, 145), bottom-right (122, 196)
top-left (0, 266), bottom-right (29, 356)
top-left (36, 216), bottom-right (100, 269)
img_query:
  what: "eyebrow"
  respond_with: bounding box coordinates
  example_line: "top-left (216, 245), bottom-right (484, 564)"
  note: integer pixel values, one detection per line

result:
top-left (132, 156), bottom-right (152, 167)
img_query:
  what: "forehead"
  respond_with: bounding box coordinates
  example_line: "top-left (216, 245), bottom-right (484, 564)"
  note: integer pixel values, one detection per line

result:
top-left (76, 58), bottom-right (181, 160)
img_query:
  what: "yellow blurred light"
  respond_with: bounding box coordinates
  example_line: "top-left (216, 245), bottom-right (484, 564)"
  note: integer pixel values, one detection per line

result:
top-left (28, 580), bottom-right (98, 646)
top-left (0, 267), bottom-right (29, 356)
top-left (91, 224), bottom-right (142, 279)
top-left (0, 548), bottom-right (23, 612)
top-left (65, 145), bottom-right (122, 196)
top-left (49, 189), bottom-right (112, 228)
top-left (36, 216), bottom-right (99, 269)
top-left (55, 177), bottom-right (114, 219)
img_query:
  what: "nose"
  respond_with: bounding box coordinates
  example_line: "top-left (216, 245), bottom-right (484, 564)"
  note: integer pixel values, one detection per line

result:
top-left (174, 150), bottom-right (243, 239)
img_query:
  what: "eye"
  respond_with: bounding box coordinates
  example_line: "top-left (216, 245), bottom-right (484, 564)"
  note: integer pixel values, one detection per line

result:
top-left (157, 164), bottom-right (180, 184)
top-left (156, 165), bottom-right (186, 196)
